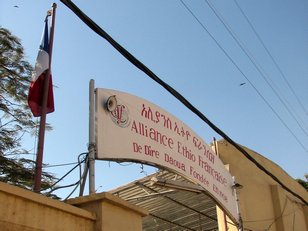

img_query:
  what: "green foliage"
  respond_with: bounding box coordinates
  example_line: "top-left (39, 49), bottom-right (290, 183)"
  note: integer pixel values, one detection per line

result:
top-left (296, 174), bottom-right (308, 191)
top-left (0, 26), bottom-right (58, 198)
top-left (0, 26), bottom-right (34, 154)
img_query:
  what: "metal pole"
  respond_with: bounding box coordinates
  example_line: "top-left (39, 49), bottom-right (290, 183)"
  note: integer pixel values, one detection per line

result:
top-left (33, 3), bottom-right (57, 193)
top-left (88, 79), bottom-right (95, 194)
top-left (232, 176), bottom-right (243, 231)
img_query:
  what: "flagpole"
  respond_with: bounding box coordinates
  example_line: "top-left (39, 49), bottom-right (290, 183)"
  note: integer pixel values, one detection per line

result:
top-left (33, 3), bottom-right (57, 193)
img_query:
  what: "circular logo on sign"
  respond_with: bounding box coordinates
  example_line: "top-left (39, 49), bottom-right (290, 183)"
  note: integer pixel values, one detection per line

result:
top-left (110, 104), bottom-right (130, 128)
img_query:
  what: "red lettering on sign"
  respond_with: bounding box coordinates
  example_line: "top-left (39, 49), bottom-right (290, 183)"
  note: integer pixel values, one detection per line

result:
top-left (164, 153), bottom-right (186, 172)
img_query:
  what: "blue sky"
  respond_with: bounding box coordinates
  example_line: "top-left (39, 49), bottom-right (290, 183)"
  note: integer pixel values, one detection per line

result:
top-left (1, 0), bottom-right (307, 198)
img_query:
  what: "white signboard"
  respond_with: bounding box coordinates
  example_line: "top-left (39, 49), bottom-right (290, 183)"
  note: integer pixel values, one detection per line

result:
top-left (95, 88), bottom-right (238, 222)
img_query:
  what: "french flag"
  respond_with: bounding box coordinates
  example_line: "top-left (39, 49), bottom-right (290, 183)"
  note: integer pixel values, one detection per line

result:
top-left (28, 18), bottom-right (54, 117)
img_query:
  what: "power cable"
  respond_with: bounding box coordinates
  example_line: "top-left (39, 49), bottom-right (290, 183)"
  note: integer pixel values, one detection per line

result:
top-left (63, 180), bottom-right (80, 200)
top-left (180, 0), bottom-right (308, 153)
top-left (78, 153), bottom-right (87, 184)
top-left (44, 152), bottom-right (87, 195)
top-left (47, 180), bottom-right (80, 196)
top-left (59, 0), bottom-right (308, 205)
top-left (79, 153), bottom-right (89, 196)
top-left (204, 0), bottom-right (308, 139)
top-left (43, 161), bottom-right (79, 168)
top-left (233, 0), bottom-right (308, 117)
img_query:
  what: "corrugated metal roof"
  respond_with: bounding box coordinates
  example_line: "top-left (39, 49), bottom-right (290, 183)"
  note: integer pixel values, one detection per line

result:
top-left (109, 171), bottom-right (219, 231)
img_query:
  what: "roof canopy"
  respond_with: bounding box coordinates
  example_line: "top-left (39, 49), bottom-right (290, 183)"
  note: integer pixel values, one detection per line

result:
top-left (109, 170), bottom-right (228, 231)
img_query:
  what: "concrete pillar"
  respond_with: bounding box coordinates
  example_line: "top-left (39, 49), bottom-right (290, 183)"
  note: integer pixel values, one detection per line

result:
top-left (304, 205), bottom-right (308, 230)
top-left (271, 185), bottom-right (286, 231)
top-left (67, 192), bottom-right (148, 231)
top-left (216, 206), bottom-right (238, 231)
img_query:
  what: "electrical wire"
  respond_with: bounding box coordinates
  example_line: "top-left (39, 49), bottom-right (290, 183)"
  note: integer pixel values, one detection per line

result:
top-left (78, 153), bottom-right (89, 196)
top-left (79, 153), bottom-right (87, 184)
top-left (204, 0), bottom-right (308, 139)
top-left (44, 152), bottom-right (87, 195)
top-left (266, 197), bottom-right (288, 231)
top-left (47, 181), bottom-right (80, 195)
top-left (43, 161), bottom-right (79, 168)
top-left (64, 152), bottom-right (91, 199)
top-left (63, 180), bottom-right (80, 200)
top-left (233, 0), bottom-right (308, 117)
top-left (180, 0), bottom-right (308, 152)
top-left (59, 0), bottom-right (308, 205)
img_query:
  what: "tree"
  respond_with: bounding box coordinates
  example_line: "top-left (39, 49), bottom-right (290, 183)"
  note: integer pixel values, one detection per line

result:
top-left (296, 174), bottom-right (308, 191)
top-left (0, 26), bottom-right (58, 196)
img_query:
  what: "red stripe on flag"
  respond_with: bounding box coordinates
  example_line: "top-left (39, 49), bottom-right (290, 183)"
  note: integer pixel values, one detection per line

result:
top-left (28, 72), bottom-right (54, 117)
